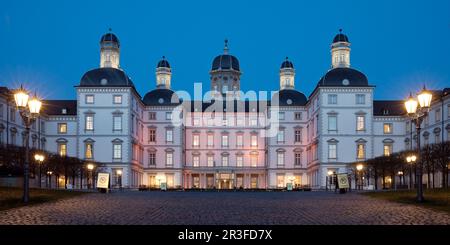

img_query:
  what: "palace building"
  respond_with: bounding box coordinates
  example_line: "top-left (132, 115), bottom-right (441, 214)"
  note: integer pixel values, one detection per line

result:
top-left (1, 31), bottom-right (449, 189)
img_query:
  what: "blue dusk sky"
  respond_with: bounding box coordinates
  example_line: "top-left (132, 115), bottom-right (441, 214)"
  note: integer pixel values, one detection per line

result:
top-left (0, 0), bottom-right (449, 101)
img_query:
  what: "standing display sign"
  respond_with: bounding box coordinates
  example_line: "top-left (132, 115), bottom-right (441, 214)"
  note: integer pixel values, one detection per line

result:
top-left (97, 173), bottom-right (110, 189)
top-left (336, 173), bottom-right (349, 189)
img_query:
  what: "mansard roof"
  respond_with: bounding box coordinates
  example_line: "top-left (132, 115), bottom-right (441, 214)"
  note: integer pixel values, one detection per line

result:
top-left (373, 100), bottom-right (406, 116)
top-left (42, 100), bottom-right (77, 116)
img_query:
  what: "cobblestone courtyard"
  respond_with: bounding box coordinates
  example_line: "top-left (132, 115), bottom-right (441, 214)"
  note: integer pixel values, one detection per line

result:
top-left (1, 191), bottom-right (449, 225)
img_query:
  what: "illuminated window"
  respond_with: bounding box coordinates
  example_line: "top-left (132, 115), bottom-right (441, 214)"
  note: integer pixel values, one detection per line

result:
top-left (222, 135), bottom-right (229, 147)
top-left (237, 155), bottom-right (243, 167)
top-left (222, 155), bottom-right (229, 167)
top-left (113, 95), bottom-right (122, 104)
top-left (193, 156), bottom-right (200, 167)
top-left (236, 134), bottom-right (243, 147)
top-left (383, 123), bottom-right (392, 134)
top-left (85, 143), bottom-right (93, 159)
top-left (85, 115), bottom-right (94, 131)
top-left (251, 155), bottom-right (257, 167)
top-left (207, 156), bottom-right (214, 167)
top-left (166, 152), bottom-right (173, 166)
top-left (251, 135), bottom-right (258, 147)
top-left (357, 144), bottom-right (365, 159)
top-left (85, 95), bottom-right (94, 104)
top-left (277, 175), bottom-right (285, 188)
top-left (59, 143), bottom-right (67, 157)
top-left (193, 134), bottom-right (200, 147)
top-left (207, 134), bottom-right (214, 147)
top-left (383, 144), bottom-right (392, 156)
top-left (58, 123), bottom-right (67, 134)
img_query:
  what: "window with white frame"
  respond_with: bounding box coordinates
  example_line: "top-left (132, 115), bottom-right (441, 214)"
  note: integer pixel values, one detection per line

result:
top-left (148, 128), bottom-right (156, 142)
top-left (278, 112), bottom-right (285, 120)
top-left (237, 155), bottom-right (243, 167)
top-left (356, 94), bottom-right (365, 105)
top-left (193, 134), bottom-right (200, 147)
top-left (113, 143), bottom-right (122, 159)
top-left (277, 175), bottom-right (285, 188)
top-left (148, 112), bottom-right (156, 120)
top-left (222, 135), bottom-right (229, 147)
top-left (193, 155), bottom-right (200, 167)
top-left (249, 117), bottom-right (257, 126)
top-left (295, 153), bottom-right (302, 166)
top-left (328, 94), bottom-right (337, 104)
top-left (277, 152), bottom-right (285, 166)
top-left (236, 134), bottom-right (243, 147)
top-left (85, 95), bottom-right (94, 104)
top-left (148, 152), bottom-right (156, 166)
top-left (113, 115), bottom-right (122, 131)
top-left (207, 156), bottom-right (214, 167)
top-left (295, 112), bottom-right (302, 120)
top-left (166, 152), bottom-right (173, 166)
top-left (328, 115), bottom-right (337, 131)
top-left (207, 134), bottom-right (214, 147)
top-left (113, 95), bottom-right (122, 104)
top-left (166, 129), bottom-right (173, 142)
top-left (328, 144), bottom-right (337, 159)
top-left (251, 135), bottom-right (258, 147)
top-left (356, 116), bottom-right (365, 131)
top-left (277, 128), bottom-right (285, 143)
top-left (435, 109), bottom-right (441, 122)
top-left (85, 115), bottom-right (94, 131)
top-left (222, 155), bottom-right (229, 167)
top-left (58, 123), bottom-right (67, 134)
top-left (193, 117), bottom-right (200, 126)
top-left (166, 112), bottom-right (172, 120)
top-left (295, 128), bottom-right (302, 142)
top-left (251, 154), bottom-right (257, 167)
top-left (236, 117), bottom-right (245, 126)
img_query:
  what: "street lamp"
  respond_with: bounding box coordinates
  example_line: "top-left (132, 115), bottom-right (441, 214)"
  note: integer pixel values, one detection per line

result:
top-left (14, 85), bottom-right (42, 203)
top-left (34, 153), bottom-right (45, 188)
top-left (398, 171), bottom-right (404, 186)
top-left (87, 163), bottom-right (94, 189)
top-left (404, 86), bottom-right (432, 202)
top-left (116, 169), bottom-right (122, 190)
top-left (406, 154), bottom-right (416, 189)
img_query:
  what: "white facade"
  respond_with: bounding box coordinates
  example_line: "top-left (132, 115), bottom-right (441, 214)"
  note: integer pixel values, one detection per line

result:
top-left (1, 31), bottom-right (449, 189)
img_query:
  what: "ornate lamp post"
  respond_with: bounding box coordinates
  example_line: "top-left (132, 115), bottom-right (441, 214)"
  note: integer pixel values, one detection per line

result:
top-left (14, 86), bottom-right (42, 203)
top-left (34, 153), bottom-right (45, 188)
top-left (404, 86), bottom-right (432, 202)
top-left (406, 155), bottom-right (416, 189)
top-left (356, 164), bottom-right (363, 190)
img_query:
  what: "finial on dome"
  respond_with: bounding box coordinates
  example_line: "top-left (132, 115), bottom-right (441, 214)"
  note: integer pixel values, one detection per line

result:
top-left (339, 28), bottom-right (342, 33)
top-left (224, 39), bottom-right (229, 54)
top-left (109, 27), bottom-right (112, 32)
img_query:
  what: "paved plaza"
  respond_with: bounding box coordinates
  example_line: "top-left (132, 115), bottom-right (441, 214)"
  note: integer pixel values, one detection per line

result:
top-left (1, 191), bottom-right (450, 225)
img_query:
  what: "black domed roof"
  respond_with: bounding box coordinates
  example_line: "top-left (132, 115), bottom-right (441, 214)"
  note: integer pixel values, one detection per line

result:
top-left (80, 68), bottom-right (134, 87)
top-left (157, 58), bottom-right (170, 68)
top-left (317, 68), bottom-right (368, 87)
top-left (100, 33), bottom-right (120, 46)
top-left (272, 89), bottom-right (307, 106)
top-left (333, 30), bottom-right (349, 43)
top-left (212, 54), bottom-right (240, 71)
top-left (143, 89), bottom-right (181, 106)
top-left (281, 57), bottom-right (294, 69)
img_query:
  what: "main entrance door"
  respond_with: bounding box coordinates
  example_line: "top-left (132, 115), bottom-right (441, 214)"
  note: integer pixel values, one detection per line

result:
top-left (217, 173), bottom-right (234, 189)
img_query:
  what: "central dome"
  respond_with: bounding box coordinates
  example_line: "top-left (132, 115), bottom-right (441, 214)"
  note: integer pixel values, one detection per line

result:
top-left (211, 54), bottom-right (240, 71)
